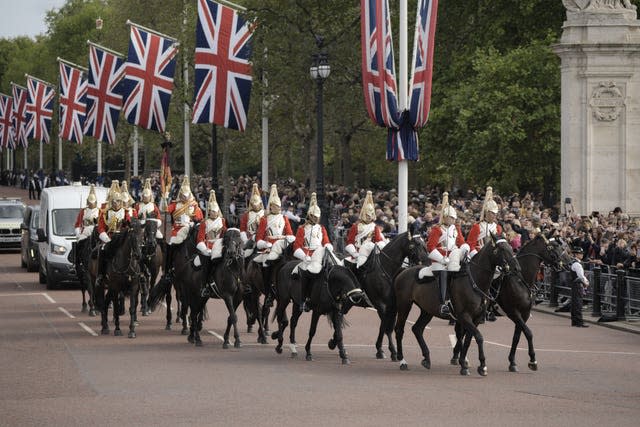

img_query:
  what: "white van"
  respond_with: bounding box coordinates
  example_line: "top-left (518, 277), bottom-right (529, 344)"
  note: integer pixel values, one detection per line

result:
top-left (37, 183), bottom-right (108, 289)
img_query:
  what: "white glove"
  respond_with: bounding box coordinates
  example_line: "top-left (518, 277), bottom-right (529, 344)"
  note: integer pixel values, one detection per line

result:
top-left (286, 235), bottom-right (295, 244)
top-left (345, 244), bottom-right (358, 258)
top-left (305, 255), bottom-right (311, 262)
top-left (99, 232), bottom-right (111, 243)
top-left (324, 243), bottom-right (334, 252)
top-left (75, 227), bottom-right (82, 237)
top-left (267, 242), bottom-right (273, 248)
top-left (443, 257), bottom-right (450, 265)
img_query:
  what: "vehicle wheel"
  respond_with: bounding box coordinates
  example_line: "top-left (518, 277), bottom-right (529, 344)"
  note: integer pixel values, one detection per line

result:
top-left (39, 266), bottom-right (46, 284)
top-left (46, 265), bottom-right (56, 290)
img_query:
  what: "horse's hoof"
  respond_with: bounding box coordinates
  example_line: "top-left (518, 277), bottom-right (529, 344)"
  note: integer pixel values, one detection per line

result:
top-left (181, 328), bottom-right (189, 336)
top-left (89, 310), bottom-right (97, 317)
top-left (195, 340), bottom-right (203, 347)
top-left (306, 354), bottom-right (313, 361)
top-left (188, 335), bottom-right (195, 344)
top-left (478, 366), bottom-right (488, 376)
top-left (234, 341), bottom-right (241, 349)
top-left (375, 350), bottom-right (385, 359)
top-left (270, 331), bottom-right (279, 340)
top-left (81, 305), bottom-right (87, 313)
top-left (450, 357), bottom-right (459, 366)
top-left (421, 358), bottom-right (431, 370)
top-left (342, 358), bottom-right (350, 365)
top-left (114, 329), bottom-right (123, 337)
top-left (275, 346), bottom-right (283, 354)
top-left (399, 362), bottom-right (409, 371)
top-left (134, 321), bottom-right (140, 327)
top-left (141, 312), bottom-right (148, 317)
top-left (328, 339), bottom-right (336, 350)
top-left (528, 361), bottom-right (538, 371)
top-left (509, 364), bottom-right (518, 373)
top-left (290, 352), bottom-right (298, 359)
top-left (223, 342), bottom-right (229, 349)
top-left (101, 328), bottom-right (109, 335)
top-left (390, 353), bottom-right (398, 362)
top-left (460, 368), bottom-right (470, 376)
top-left (258, 336), bottom-right (267, 345)
top-left (247, 326), bottom-right (253, 333)
top-left (128, 331), bottom-right (136, 339)
top-left (165, 325), bottom-right (171, 331)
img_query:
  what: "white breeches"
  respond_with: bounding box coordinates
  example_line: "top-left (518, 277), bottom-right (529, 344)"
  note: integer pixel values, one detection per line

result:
top-left (77, 225), bottom-right (94, 241)
top-left (170, 225), bottom-right (190, 245)
top-left (356, 240), bottom-right (386, 268)
top-left (210, 239), bottom-right (223, 259)
top-left (297, 246), bottom-right (325, 275)
top-left (265, 239), bottom-right (289, 260)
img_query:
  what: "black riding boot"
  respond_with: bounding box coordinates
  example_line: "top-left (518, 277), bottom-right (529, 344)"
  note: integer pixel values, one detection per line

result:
top-left (438, 270), bottom-right (450, 315)
top-left (262, 266), bottom-right (275, 307)
top-left (299, 271), bottom-right (311, 312)
top-left (96, 249), bottom-right (108, 288)
top-left (163, 244), bottom-right (174, 280)
top-left (201, 258), bottom-right (219, 298)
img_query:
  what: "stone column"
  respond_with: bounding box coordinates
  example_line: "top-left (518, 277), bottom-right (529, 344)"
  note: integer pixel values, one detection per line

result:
top-left (554, 1), bottom-right (640, 215)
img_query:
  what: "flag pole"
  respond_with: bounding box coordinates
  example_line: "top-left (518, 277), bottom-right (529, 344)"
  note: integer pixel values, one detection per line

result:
top-left (218, 0), bottom-right (247, 11)
top-left (56, 57), bottom-right (88, 73)
top-left (86, 40), bottom-right (125, 58)
top-left (398, 0), bottom-right (408, 234)
top-left (182, 0), bottom-right (191, 178)
top-left (24, 74), bottom-right (56, 88)
top-left (126, 20), bottom-right (180, 45)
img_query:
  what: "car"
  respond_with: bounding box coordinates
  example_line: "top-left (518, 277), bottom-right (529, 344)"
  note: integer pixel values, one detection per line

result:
top-left (0, 197), bottom-right (26, 251)
top-left (37, 184), bottom-right (108, 289)
top-left (20, 205), bottom-right (40, 272)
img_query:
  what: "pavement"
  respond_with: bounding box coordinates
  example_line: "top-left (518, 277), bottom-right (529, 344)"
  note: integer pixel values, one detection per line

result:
top-left (532, 302), bottom-right (640, 335)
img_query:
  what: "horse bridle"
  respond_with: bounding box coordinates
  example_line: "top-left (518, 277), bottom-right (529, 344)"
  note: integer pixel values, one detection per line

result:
top-left (466, 239), bottom-right (521, 302)
top-left (109, 227), bottom-right (142, 278)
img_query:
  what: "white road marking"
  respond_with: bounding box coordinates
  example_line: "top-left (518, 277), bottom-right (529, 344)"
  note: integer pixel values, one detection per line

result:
top-left (449, 334), bottom-right (457, 348)
top-left (365, 305), bottom-right (420, 326)
top-left (484, 340), bottom-right (640, 356)
top-left (58, 307), bottom-right (75, 319)
top-left (0, 292), bottom-right (56, 303)
top-left (78, 322), bottom-right (98, 336)
top-left (207, 330), bottom-right (224, 342)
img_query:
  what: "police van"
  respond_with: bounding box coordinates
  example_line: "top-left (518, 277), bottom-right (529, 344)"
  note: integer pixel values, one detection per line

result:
top-left (37, 183), bottom-right (108, 289)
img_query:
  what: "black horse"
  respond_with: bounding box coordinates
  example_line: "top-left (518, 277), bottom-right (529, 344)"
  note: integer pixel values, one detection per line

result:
top-left (271, 256), bottom-right (370, 364)
top-left (492, 233), bottom-right (565, 372)
top-left (185, 228), bottom-right (245, 348)
top-left (350, 232), bottom-right (428, 361)
top-left (93, 220), bottom-right (144, 338)
top-left (394, 233), bottom-right (520, 375)
top-left (139, 220), bottom-right (164, 317)
top-left (74, 228), bottom-right (99, 316)
top-left (243, 243), bottom-right (294, 344)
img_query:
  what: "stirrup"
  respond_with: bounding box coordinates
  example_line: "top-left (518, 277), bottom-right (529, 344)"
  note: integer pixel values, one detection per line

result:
top-left (439, 302), bottom-right (451, 316)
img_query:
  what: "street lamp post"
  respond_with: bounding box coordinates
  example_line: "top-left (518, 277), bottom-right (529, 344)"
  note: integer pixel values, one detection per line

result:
top-left (310, 46), bottom-right (330, 230)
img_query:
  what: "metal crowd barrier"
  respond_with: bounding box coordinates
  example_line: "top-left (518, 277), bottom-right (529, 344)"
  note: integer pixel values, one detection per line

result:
top-left (539, 264), bottom-right (640, 321)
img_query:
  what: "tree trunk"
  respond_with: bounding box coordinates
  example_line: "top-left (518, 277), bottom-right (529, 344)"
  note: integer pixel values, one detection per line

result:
top-left (221, 133), bottom-right (231, 218)
top-left (342, 133), bottom-right (353, 188)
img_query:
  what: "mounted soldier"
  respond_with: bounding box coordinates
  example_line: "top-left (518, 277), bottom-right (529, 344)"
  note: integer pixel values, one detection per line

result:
top-left (254, 184), bottom-right (295, 266)
top-left (163, 176), bottom-right (204, 280)
top-left (418, 192), bottom-right (470, 315)
top-left (467, 186), bottom-right (502, 258)
top-left (239, 183), bottom-right (264, 258)
top-left (197, 190), bottom-right (228, 298)
top-left (292, 193), bottom-right (336, 311)
top-left (74, 184), bottom-right (99, 244)
top-left (135, 178), bottom-right (163, 241)
top-left (344, 191), bottom-right (387, 268)
top-left (120, 181), bottom-right (137, 219)
top-left (95, 182), bottom-right (131, 287)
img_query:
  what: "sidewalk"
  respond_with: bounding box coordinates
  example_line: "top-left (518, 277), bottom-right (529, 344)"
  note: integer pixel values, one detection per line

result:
top-left (532, 302), bottom-right (640, 335)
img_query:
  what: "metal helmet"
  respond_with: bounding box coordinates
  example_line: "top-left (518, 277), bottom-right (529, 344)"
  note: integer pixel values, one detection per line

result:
top-left (249, 183), bottom-right (263, 211)
top-left (207, 190), bottom-right (220, 215)
top-left (179, 175), bottom-right (192, 201)
top-left (86, 184), bottom-right (97, 207)
top-left (142, 178), bottom-right (153, 201)
top-left (481, 186), bottom-right (499, 221)
top-left (106, 180), bottom-right (120, 204)
top-left (307, 192), bottom-right (321, 222)
top-left (359, 191), bottom-right (376, 223)
top-left (120, 181), bottom-right (132, 207)
top-left (267, 184), bottom-right (281, 208)
top-left (440, 192), bottom-right (457, 221)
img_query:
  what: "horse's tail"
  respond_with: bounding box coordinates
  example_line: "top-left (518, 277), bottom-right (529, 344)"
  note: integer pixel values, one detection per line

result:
top-left (147, 276), bottom-right (172, 311)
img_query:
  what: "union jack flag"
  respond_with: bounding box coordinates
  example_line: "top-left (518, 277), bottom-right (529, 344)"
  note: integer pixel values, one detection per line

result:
top-left (25, 75), bottom-right (55, 144)
top-left (120, 24), bottom-right (178, 133)
top-left (409, 0), bottom-right (438, 128)
top-left (11, 84), bottom-right (28, 148)
top-left (85, 44), bottom-right (126, 145)
top-left (360, 0), bottom-right (400, 129)
top-left (0, 94), bottom-right (13, 150)
top-left (59, 61), bottom-right (88, 144)
top-left (192, 0), bottom-right (254, 131)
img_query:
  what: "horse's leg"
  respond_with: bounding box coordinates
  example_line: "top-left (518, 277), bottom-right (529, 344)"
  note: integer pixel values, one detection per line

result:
top-left (140, 273), bottom-right (149, 316)
top-left (128, 282), bottom-right (138, 338)
top-left (394, 298), bottom-right (412, 370)
top-left (508, 314), bottom-right (537, 372)
top-left (331, 311), bottom-right (350, 365)
top-left (251, 291), bottom-right (267, 344)
top-left (179, 285), bottom-right (189, 335)
top-left (411, 310), bottom-right (434, 369)
top-left (261, 295), bottom-right (271, 334)
top-left (458, 317), bottom-right (486, 376)
top-left (87, 269), bottom-right (97, 317)
top-left (112, 289), bottom-right (122, 336)
top-left (222, 295), bottom-right (240, 349)
top-left (304, 311), bottom-right (321, 361)
top-left (80, 284), bottom-right (88, 313)
top-left (271, 299), bottom-right (289, 354)
top-left (288, 304), bottom-right (303, 357)
top-left (384, 304), bottom-right (398, 361)
top-left (374, 306), bottom-right (386, 359)
top-left (451, 321), bottom-right (465, 365)
top-left (100, 286), bottom-right (109, 335)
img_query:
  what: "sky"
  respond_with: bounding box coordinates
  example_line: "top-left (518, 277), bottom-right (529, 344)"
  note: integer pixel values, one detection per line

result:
top-left (0, 0), bottom-right (67, 39)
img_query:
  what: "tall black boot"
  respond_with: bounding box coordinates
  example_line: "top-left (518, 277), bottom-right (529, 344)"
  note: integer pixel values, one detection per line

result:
top-left (439, 270), bottom-right (450, 315)
top-left (299, 271), bottom-right (310, 312)
top-left (163, 244), bottom-right (174, 279)
top-left (262, 266), bottom-right (275, 308)
top-left (96, 249), bottom-right (108, 288)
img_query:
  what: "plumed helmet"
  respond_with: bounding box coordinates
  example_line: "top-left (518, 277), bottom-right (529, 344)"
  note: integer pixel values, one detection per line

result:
top-left (307, 192), bottom-right (321, 219)
top-left (142, 178), bottom-right (153, 199)
top-left (86, 184), bottom-right (97, 205)
top-left (359, 191), bottom-right (376, 222)
top-left (208, 190), bottom-right (220, 213)
top-left (120, 181), bottom-right (132, 206)
top-left (481, 186), bottom-right (499, 221)
top-left (440, 192), bottom-right (457, 221)
top-left (249, 183), bottom-right (263, 209)
top-left (180, 176), bottom-right (192, 199)
top-left (267, 184), bottom-right (281, 207)
top-left (106, 180), bottom-right (120, 203)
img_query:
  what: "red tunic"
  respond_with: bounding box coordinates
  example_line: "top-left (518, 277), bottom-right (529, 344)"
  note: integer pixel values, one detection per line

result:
top-left (427, 224), bottom-right (465, 256)
top-left (293, 224), bottom-right (330, 256)
top-left (345, 222), bottom-right (384, 247)
top-left (466, 222), bottom-right (503, 252)
top-left (135, 202), bottom-right (161, 220)
top-left (196, 218), bottom-right (228, 250)
top-left (166, 200), bottom-right (203, 237)
top-left (97, 208), bottom-right (131, 238)
top-left (255, 215), bottom-right (294, 245)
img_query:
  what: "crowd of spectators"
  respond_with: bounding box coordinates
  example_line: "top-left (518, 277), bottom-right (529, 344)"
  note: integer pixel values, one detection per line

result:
top-left (2, 169), bottom-right (638, 272)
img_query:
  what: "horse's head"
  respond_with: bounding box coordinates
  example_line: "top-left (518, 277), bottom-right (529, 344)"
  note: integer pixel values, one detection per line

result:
top-left (128, 219), bottom-right (143, 262)
top-left (537, 232), bottom-right (566, 271)
top-left (485, 232), bottom-right (520, 275)
top-left (407, 234), bottom-right (429, 265)
top-left (327, 265), bottom-right (371, 311)
top-left (223, 228), bottom-right (244, 267)
top-left (142, 220), bottom-right (158, 255)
